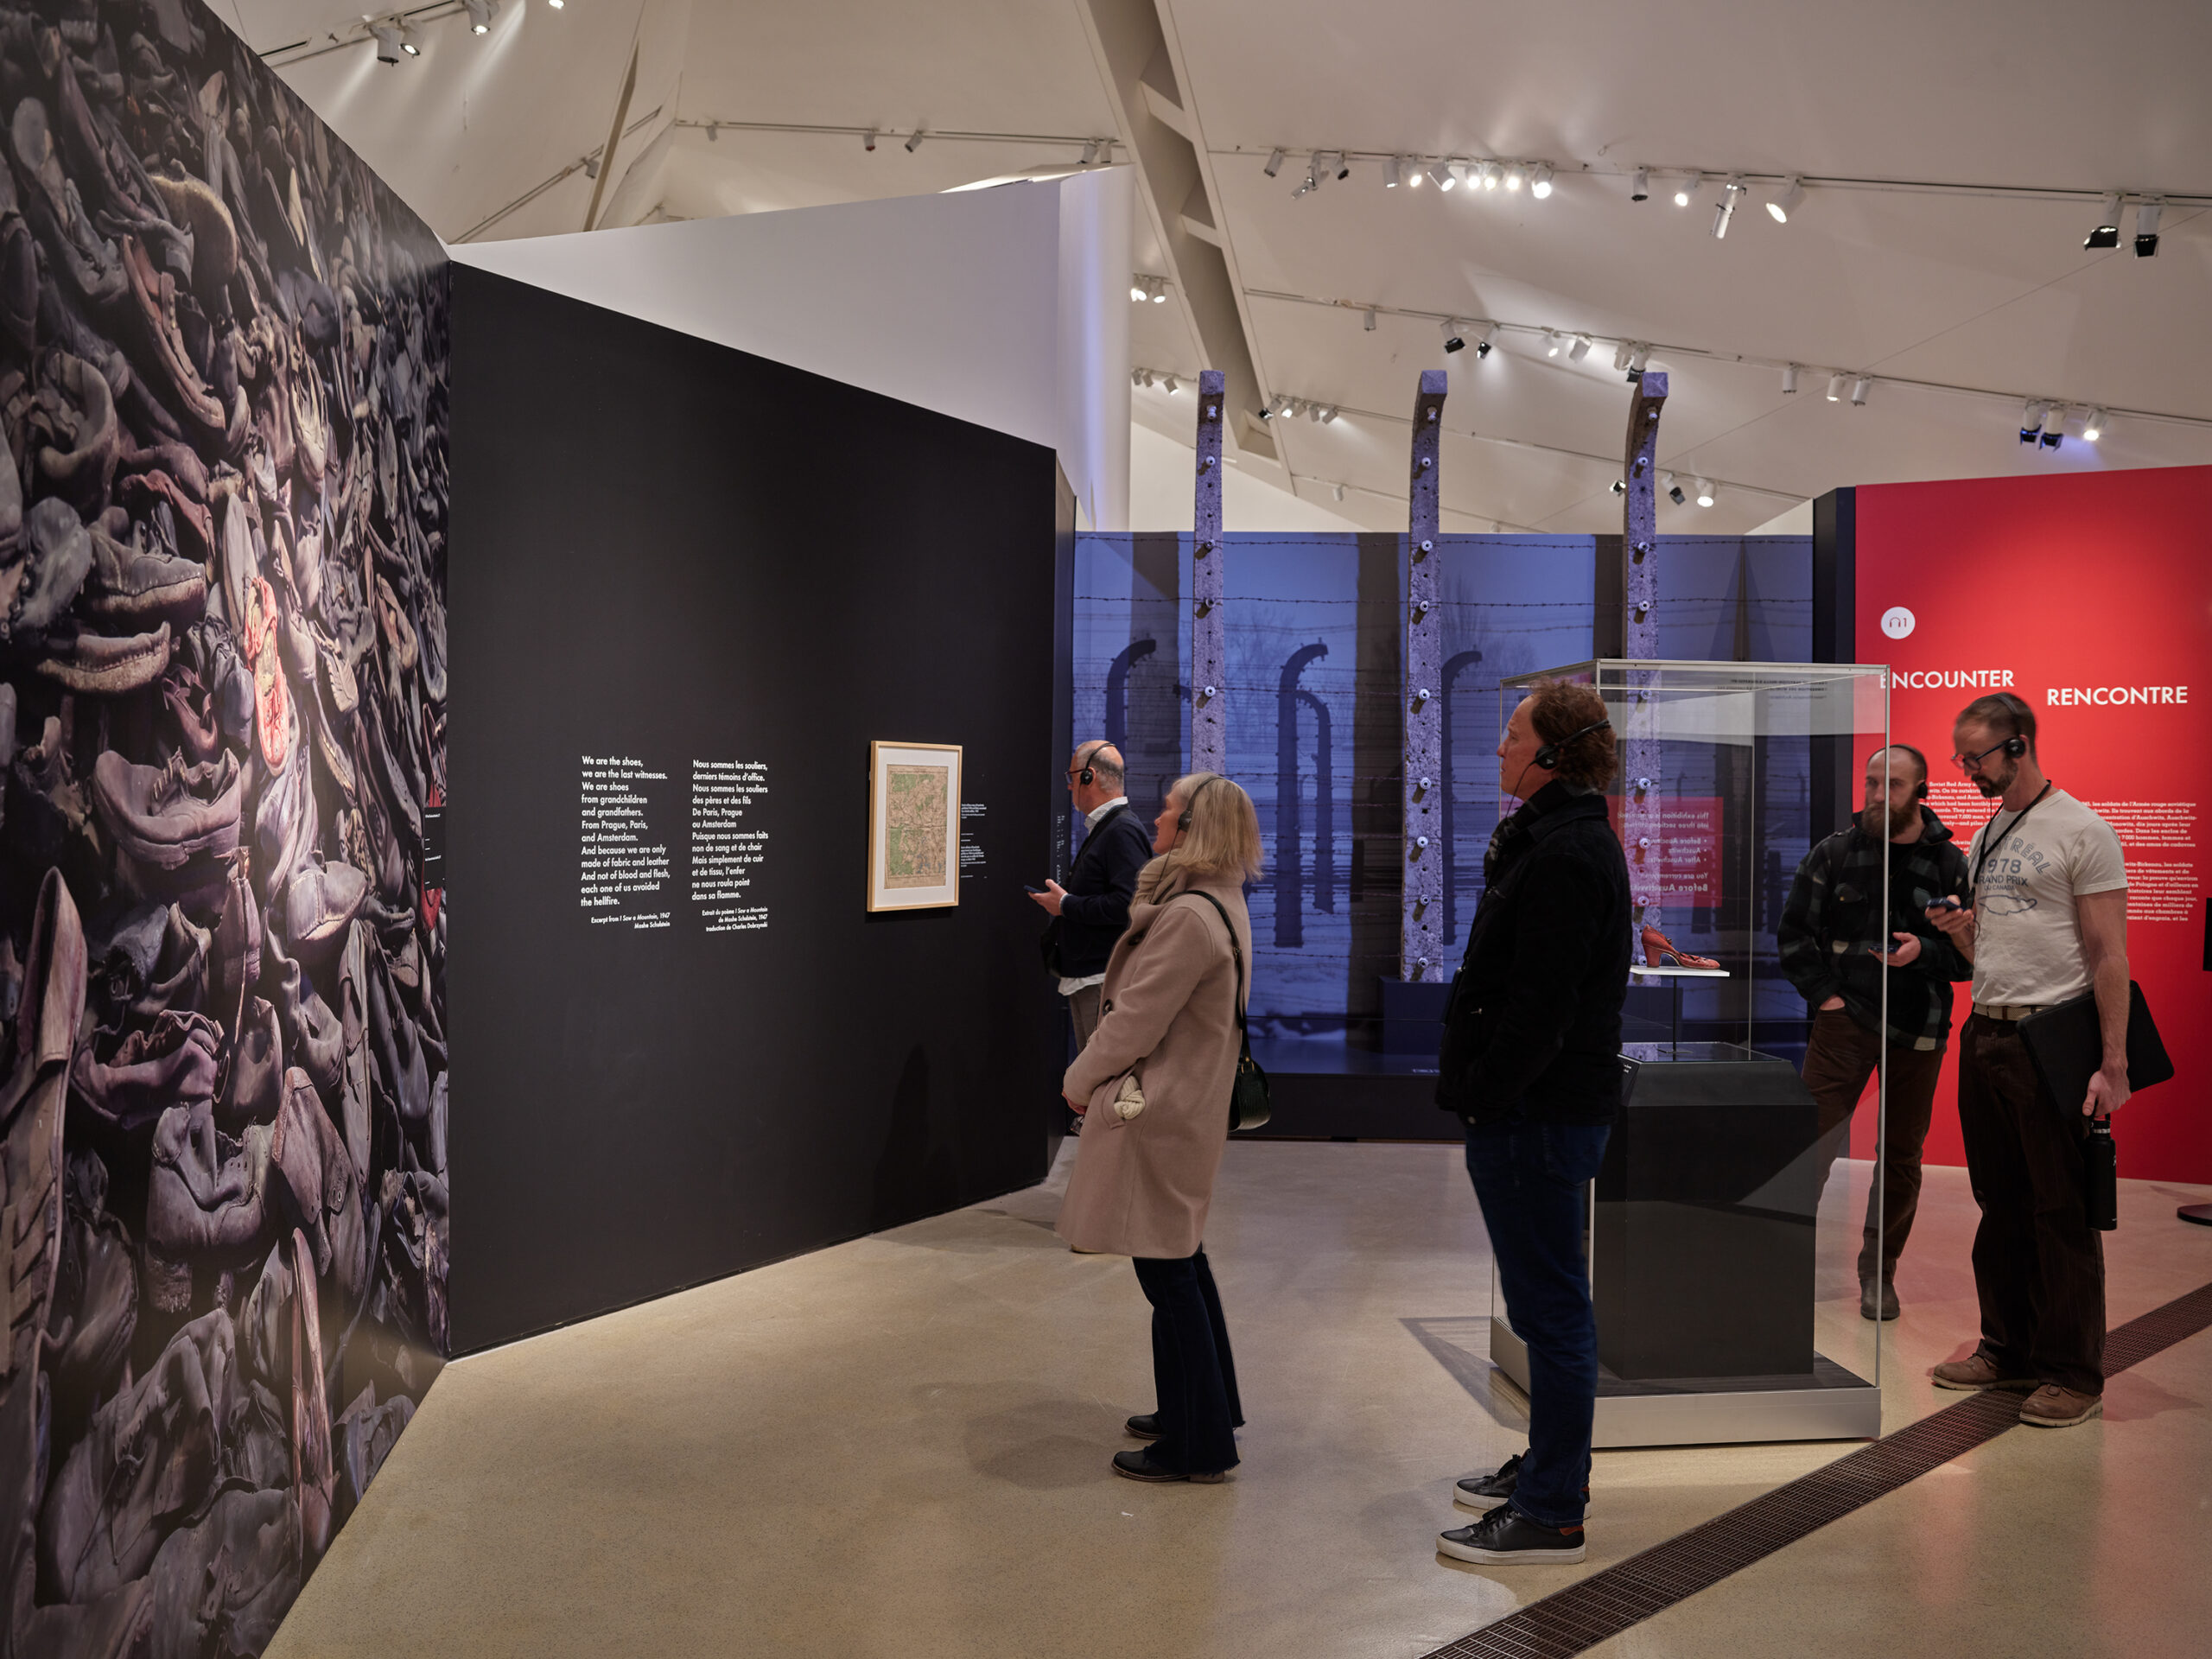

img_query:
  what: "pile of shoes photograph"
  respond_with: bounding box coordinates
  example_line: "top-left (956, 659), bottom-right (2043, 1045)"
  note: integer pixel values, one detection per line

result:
top-left (0, 0), bottom-right (448, 1649)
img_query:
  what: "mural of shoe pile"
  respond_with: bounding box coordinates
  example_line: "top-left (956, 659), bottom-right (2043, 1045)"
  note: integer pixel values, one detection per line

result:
top-left (0, 0), bottom-right (448, 1649)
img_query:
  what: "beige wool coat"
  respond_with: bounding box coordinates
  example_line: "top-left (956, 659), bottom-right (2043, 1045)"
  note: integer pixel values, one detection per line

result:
top-left (1056, 855), bottom-right (1252, 1259)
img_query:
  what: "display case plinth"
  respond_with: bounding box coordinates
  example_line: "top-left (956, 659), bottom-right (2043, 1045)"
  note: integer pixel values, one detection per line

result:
top-left (1487, 1316), bottom-right (1881, 1446)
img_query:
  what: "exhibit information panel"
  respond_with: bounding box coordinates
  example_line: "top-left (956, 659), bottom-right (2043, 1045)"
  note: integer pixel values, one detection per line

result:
top-left (1855, 467), bottom-right (2212, 1183)
top-left (1494, 662), bottom-right (1891, 1445)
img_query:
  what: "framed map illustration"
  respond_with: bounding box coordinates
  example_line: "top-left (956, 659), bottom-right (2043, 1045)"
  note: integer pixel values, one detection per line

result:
top-left (868, 741), bottom-right (964, 911)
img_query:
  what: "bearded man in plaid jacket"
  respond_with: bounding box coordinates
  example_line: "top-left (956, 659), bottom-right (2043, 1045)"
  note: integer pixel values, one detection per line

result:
top-left (1778, 744), bottom-right (1972, 1320)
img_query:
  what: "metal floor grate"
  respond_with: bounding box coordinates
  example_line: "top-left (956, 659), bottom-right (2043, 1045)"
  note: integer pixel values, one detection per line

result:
top-left (1422, 1278), bottom-right (2212, 1659)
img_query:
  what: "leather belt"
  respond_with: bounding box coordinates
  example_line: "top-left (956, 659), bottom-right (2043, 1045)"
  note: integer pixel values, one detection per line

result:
top-left (1972, 1001), bottom-right (2049, 1022)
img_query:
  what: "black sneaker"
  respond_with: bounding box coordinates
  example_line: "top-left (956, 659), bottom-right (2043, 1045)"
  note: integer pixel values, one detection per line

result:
top-left (1452, 1452), bottom-right (1522, 1512)
top-left (1453, 1454), bottom-right (1592, 1515)
top-left (1438, 1505), bottom-right (1586, 1565)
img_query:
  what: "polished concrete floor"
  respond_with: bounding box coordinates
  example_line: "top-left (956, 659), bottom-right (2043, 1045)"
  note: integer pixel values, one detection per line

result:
top-left (269, 1140), bottom-right (2212, 1659)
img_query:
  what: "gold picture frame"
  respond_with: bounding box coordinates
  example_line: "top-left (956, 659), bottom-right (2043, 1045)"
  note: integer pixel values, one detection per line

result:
top-left (867, 741), bottom-right (963, 911)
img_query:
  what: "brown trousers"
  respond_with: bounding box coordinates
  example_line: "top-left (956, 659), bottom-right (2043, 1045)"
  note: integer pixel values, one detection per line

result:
top-left (1802, 1007), bottom-right (1943, 1282)
top-left (1067, 985), bottom-right (1103, 1049)
top-left (1956, 1014), bottom-right (2104, 1395)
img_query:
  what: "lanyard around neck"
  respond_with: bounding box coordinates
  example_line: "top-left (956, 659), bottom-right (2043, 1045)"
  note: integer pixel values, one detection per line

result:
top-left (1973, 782), bottom-right (2052, 895)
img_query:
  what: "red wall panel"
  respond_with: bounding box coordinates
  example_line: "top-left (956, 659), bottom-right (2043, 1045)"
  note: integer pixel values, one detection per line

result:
top-left (1852, 464), bottom-right (2212, 1183)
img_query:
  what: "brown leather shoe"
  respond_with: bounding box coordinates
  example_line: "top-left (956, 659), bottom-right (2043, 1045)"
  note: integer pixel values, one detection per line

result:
top-left (2019, 1384), bottom-right (2102, 1427)
top-left (1931, 1351), bottom-right (2036, 1391)
top-left (1640, 925), bottom-right (1720, 970)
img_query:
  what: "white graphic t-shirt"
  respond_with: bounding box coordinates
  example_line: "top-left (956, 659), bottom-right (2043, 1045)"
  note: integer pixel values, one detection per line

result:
top-left (1966, 788), bottom-right (2126, 1007)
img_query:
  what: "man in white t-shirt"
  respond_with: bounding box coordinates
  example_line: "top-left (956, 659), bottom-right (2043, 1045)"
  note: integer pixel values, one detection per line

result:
top-left (1924, 693), bottom-right (2129, 1428)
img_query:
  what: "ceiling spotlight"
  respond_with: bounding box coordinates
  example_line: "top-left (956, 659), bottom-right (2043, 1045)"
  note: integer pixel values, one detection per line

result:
top-left (1626, 344), bottom-right (1649, 380)
top-left (372, 22), bottom-right (400, 60)
top-left (1666, 474), bottom-right (1686, 505)
top-left (905, 129), bottom-right (926, 153)
top-left (1319, 405), bottom-right (1338, 424)
top-left (463, 0), bottom-right (495, 33)
top-left (1630, 167), bottom-right (1650, 201)
top-left (1442, 319), bottom-right (1466, 353)
top-left (1781, 363), bottom-right (1799, 395)
top-left (1765, 176), bottom-right (1805, 223)
top-left (1850, 376), bottom-right (1872, 406)
top-left (1293, 162), bottom-right (1318, 199)
top-left (1695, 478), bottom-right (1716, 507)
top-left (1429, 159), bottom-right (1457, 191)
top-left (1163, 376), bottom-right (1179, 395)
top-left (1264, 148), bottom-right (1285, 177)
top-left (1408, 159), bottom-right (1427, 188)
top-left (1476, 160), bottom-right (1501, 191)
top-left (1473, 323), bottom-right (1495, 358)
top-left (2082, 408), bottom-right (2107, 442)
top-left (1827, 373), bottom-right (1847, 402)
top-left (1674, 170), bottom-right (1702, 207)
top-left (1363, 308), bottom-right (1376, 332)
top-left (2019, 399), bottom-right (2048, 443)
top-left (1332, 152), bottom-right (1351, 181)
top-left (1613, 342), bottom-right (1632, 372)
top-left (545, 0), bottom-right (562, 9)
top-left (1529, 162), bottom-right (1554, 199)
top-left (1332, 483), bottom-right (1345, 501)
top-left (2043, 404), bottom-right (2069, 436)
top-left (399, 27), bottom-right (419, 54)
top-left (1503, 161), bottom-right (1528, 193)
top-left (709, 124), bottom-right (720, 141)
top-left (2083, 194), bottom-right (2120, 250)
top-left (2134, 196), bottom-right (2163, 257)
top-left (1610, 480), bottom-right (1626, 496)
top-left (860, 129), bottom-right (874, 151)
top-left (1082, 140), bottom-right (1100, 166)
top-left (1385, 156), bottom-right (1404, 189)
top-left (1543, 329), bottom-right (1561, 357)
top-left (1130, 277), bottom-right (1147, 302)
top-left (1567, 334), bottom-right (1592, 363)
top-left (1711, 175), bottom-right (1745, 238)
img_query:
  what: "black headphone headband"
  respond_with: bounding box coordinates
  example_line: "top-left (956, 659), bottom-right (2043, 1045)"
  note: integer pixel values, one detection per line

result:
top-left (1074, 741), bottom-right (1107, 787)
top-left (1535, 718), bottom-right (1611, 772)
top-left (1876, 743), bottom-right (1931, 802)
top-left (1177, 773), bottom-right (1222, 831)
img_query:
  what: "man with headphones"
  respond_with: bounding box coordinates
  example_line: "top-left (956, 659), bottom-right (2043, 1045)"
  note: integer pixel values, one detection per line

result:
top-left (1923, 693), bottom-right (2128, 1428)
top-left (1030, 744), bottom-right (1156, 1127)
top-left (1434, 681), bottom-right (1630, 1567)
top-left (1778, 744), bottom-right (1973, 1319)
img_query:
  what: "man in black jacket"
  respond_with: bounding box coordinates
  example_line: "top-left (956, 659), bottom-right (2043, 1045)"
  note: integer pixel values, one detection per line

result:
top-left (1434, 681), bottom-right (1629, 1569)
top-left (1777, 744), bottom-right (1972, 1320)
top-left (1029, 742), bottom-right (1154, 1068)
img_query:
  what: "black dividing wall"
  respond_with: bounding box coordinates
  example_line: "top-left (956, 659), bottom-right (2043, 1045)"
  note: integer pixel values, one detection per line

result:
top-left (449, 268), bottom-right (1068, 1352)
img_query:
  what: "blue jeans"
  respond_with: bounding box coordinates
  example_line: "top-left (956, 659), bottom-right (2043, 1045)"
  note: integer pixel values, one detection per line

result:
top-left (1131, 1248), bottom-right (1243, 1474)
top-left (1465, 1118), bottom-right (1611, 1529)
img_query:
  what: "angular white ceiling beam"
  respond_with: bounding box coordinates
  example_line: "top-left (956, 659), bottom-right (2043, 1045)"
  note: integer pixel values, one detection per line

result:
top-left (1076, 0), bottom-right (1274, 460)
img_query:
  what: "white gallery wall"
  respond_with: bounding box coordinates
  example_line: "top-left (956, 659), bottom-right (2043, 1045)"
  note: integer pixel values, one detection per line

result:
top-left (454, 169), bottom-right (1134, 530)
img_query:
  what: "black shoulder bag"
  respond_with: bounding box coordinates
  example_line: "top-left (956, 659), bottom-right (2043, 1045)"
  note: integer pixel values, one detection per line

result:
top-left (1183, 891), bottom-right (1271, 1134)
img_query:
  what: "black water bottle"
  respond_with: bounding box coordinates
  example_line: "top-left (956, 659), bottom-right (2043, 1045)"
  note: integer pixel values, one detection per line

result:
top-left (2084, 1116), bottom-right (2119, 1232)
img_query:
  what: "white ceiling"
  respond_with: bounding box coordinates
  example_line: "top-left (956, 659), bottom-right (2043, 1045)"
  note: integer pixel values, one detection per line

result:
top-left (248, 0), bottom-right (2212, 535)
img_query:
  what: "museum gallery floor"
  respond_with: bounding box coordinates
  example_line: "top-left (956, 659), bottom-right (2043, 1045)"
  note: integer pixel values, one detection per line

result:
top-left (268, 1141), bottom-right (2210, 1659)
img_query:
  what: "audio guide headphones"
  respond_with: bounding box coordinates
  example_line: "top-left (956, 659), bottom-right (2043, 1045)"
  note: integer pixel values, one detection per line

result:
top-left (1535, 720), bottom-right (1611, 772)
top-left (1887, 743), bottom-right (1931, 801)
top-left (1073, 741), bottom-right (1104, 786)
top-left (1178, 773), bottom-right (1223, 831)
top-left (1990, 693), bottom-right (2031, 757)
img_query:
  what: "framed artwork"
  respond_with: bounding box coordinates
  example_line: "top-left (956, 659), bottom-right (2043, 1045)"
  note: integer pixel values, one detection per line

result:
top-left (867, 741), bottom-right (963, 911)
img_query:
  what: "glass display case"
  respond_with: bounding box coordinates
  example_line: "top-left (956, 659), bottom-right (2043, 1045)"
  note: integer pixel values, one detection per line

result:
top-left (1488, 659), bottom-right (1894, 1445)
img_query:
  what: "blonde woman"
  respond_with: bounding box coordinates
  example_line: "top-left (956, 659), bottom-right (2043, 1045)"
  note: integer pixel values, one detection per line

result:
top-left (1058, 772), bottom-right (1263, 1484)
